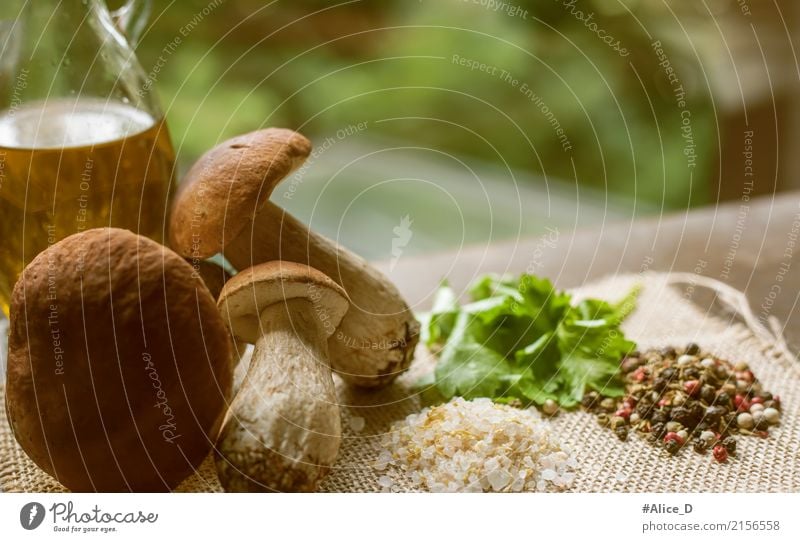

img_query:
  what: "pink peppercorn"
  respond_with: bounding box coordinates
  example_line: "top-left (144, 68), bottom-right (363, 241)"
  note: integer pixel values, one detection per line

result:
top-left (713, 445), bottom-right (728, 463)
top-left (664, 432), bottom-right (684, 445)
top-left (683, 380), bottom-right (700, 397)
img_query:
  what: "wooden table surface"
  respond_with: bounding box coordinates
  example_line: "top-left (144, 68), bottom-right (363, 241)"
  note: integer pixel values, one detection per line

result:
top-left (379, 191), bottom-right (800, 351)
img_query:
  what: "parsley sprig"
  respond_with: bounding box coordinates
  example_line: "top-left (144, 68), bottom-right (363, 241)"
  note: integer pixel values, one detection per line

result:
top-left (420, 274), bottom-right (640, 408)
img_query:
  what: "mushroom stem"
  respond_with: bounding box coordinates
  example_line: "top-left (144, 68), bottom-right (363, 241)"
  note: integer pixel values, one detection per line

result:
top-left (224, 201), bottom-right (420, 388)
top-left (215, 298), bottom-right (341, 492)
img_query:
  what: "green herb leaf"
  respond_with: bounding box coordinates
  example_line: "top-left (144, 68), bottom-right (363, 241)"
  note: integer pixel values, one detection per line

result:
top-left (422, 282), bottom-right (460, 346)
top-left (420, 274), bottom-right (639, 408)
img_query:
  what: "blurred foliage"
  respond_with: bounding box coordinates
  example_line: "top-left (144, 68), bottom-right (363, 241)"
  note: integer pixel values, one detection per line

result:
top-left (136, 0), bottom-right (716, 209)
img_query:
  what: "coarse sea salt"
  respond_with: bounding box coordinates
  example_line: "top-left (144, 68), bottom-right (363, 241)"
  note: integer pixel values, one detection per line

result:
top-left (379, 397), bottom-right (577, 493)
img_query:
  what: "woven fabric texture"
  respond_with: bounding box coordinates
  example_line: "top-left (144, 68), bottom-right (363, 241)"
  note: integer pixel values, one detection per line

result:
top-left (2, 272), bottom-right (798, 492)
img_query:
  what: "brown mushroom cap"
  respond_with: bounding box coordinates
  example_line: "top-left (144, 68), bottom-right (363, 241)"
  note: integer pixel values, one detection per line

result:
top-left (169, 128), bottom-right (311, 259)
top-left (5, 228), bottom-right (233, 491)
top-left (218, 261), bottom-right (349, 345)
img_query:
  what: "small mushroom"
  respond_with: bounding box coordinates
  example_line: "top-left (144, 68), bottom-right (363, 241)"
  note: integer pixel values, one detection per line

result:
top-left (215, 261), bottom-right (349, 492)
top-left (169, 128), bottom-right (419, 388)
top-left (5, 228), bottom-right (233, 491)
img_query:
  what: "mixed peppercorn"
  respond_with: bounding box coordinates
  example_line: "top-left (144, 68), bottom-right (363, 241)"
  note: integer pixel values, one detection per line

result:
top-left (582, 344), bottom-right (782, 463)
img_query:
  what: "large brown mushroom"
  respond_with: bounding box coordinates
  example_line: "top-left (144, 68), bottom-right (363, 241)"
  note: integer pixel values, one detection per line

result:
top-left (215, 261), bottom-right (348, 492)
top-left (5, 228), bottom-right (233, 491)
top-left (169, 128), bottom-right (419, 388)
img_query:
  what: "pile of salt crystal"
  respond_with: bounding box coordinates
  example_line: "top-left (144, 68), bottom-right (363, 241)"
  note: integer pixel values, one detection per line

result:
top-left (377, 397), bottom-right (577, 492)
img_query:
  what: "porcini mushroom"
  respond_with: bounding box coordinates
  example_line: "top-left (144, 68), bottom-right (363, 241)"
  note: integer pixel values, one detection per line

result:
top-left (169, 128), bottom-right (419, 388)
top-left (215, 261), bottom-right (348, 492)
top-left (5, 228), bottom-right (233, 491)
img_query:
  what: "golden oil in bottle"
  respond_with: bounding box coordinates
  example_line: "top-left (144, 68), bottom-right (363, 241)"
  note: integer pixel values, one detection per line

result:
top-left (0, 98), bottom-right (176, 313)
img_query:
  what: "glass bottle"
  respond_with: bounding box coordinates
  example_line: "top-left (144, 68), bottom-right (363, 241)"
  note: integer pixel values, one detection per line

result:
top-left (0, 0), bottom-right (175, 313)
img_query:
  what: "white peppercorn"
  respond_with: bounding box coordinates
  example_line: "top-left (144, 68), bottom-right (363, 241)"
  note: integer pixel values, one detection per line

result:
top-left (677, 355), bottom-right (695, 366)
top-left (700, 358), bottom-right (715, 368)
top-left (737, 412), bottom-right (754, 430)
top-left (763, 407), bottom-right (780, 425)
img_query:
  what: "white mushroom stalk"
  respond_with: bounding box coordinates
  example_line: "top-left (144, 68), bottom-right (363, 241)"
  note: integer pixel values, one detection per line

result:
top-left (215, 261), bottom-right (348, 492)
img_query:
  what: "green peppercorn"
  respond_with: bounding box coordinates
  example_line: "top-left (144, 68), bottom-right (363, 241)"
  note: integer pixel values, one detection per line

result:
top-left (597, 413), bottom-right (610, 427)
top-left (705, 406), bottom-right (726, 423)
top-left (635, 402), bottom-right (653, 418)
top-left (581, 392), bottom-right (599, 409)
top-left (753, 412), bottom-right (770, 430)
top-left (683, 367), bottom-right (701, 379)
top-left (621, 357), bottom-right (641, 373)
top-left (716, 392), bottom-right (731, 407)
top-left (599, 398), bottom-right (617, 412)
top-left (660, 367), bottom-right (677, 380)
top-left (700, 385), bottom-right (716, 404)
top-left (651, 410), bottom-right (669, 424)
top-left (614, 426), bottom-right (628, 441)
top-left (672, 392), bottom-right (688, 406)
top-left (671, 405), bottom-right (702, 428)
top-left (722, 413), bottom-right (738, 433)
top-left (660, 346), bottom-right (677, 358)
top-left (610, 416), bottom-right (627, 430)
top-left (665, 439), bottom-right (681, 455)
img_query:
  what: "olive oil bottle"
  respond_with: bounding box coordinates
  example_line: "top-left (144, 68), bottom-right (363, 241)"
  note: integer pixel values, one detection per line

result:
top-left (0, 99), bottom-right (175, 313)
top-left (0, 0), bottom-right (176, 314)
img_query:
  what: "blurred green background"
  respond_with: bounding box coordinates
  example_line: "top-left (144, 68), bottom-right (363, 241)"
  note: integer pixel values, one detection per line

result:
top-left (131, 0), bottom-right (734, 260)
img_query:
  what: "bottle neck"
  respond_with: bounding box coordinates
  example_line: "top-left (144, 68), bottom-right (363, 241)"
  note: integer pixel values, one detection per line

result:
top-left (0, 0), bottom-right (160, 119)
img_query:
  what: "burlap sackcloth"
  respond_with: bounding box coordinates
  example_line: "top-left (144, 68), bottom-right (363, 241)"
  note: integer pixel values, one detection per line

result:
top-left (2, 272), bottom-right (799, 492)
